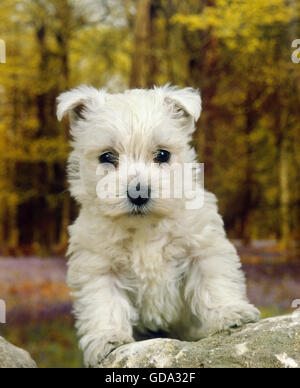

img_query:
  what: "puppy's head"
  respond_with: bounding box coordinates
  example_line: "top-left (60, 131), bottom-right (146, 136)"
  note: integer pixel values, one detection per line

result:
top-left (57, 85), bottom-right (201, 221)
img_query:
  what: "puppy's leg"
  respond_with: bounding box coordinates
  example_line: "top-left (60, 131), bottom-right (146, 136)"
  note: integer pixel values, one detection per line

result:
top-left (72, 274), bottom-right (137, 367)
top-left (184, 239), bottom-right (260, 338)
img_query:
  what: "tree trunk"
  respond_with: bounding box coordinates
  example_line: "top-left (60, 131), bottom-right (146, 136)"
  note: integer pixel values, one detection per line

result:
top-left (273, 91), bottom-right (292, 250)
top-left (279, 138), bottom-right (291, 250)
top-left (59, 191), bottom-right (70, 249)
top-left (240, 99), bottom-right (256, 246)
top-left (130, 0), bottom-right (152, 88)
top-left (185, 0), bottom-right (219, 182)
top-left (56, 28), bottom-right (71, 251)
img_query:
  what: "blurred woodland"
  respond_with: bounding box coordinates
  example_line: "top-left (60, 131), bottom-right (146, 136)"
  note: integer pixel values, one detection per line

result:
top-left (0, 0), bottom-right (300, 257)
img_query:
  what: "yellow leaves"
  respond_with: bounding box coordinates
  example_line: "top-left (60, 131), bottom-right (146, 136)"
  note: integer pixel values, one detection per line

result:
top-left (69, 27), bottom-right (132, 89)
top-left (172, 14), bottom-right (205, 31)
top-left (173, 0), bottom-right (294, 48)
top-left (173, 0), bottom-right (300, 102)
top-left (0, 190), bottom-right (19, 208)
top-left (0, 136), bottom-right (70, 163)
top-left (28, 138), bottom-right (70, 163)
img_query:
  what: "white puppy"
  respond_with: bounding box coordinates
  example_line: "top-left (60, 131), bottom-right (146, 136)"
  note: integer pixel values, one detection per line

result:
top-left (57, 85), bottom-right (260, 367)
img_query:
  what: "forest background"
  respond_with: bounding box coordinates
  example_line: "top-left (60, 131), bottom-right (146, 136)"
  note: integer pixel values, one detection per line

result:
top-left (0, 0), bottom-right (300, 367)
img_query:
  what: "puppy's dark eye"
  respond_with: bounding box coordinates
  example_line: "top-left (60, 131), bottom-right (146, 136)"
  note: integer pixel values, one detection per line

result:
top-left (154, 150), bottom-right (171, 164)
top-left (99, 152), bottom-right (118, 166)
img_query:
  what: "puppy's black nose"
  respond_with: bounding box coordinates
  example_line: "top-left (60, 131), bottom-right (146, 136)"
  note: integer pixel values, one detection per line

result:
top-left (127, 183), bottom-right (151, 207)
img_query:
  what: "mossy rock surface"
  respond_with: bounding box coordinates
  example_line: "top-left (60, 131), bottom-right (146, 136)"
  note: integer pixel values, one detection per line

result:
top-left (0, 337), bottom-right (37, 368)
top-left (1, 313), bottom-right (299, 368)
top-left (99, 313), bottom-right (300, 368)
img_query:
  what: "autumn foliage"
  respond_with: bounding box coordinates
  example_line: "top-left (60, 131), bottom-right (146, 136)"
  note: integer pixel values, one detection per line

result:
top-left (0, 0), bottom-right (299, 256)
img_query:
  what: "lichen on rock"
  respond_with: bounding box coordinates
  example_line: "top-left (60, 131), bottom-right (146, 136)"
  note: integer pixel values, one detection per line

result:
top-left (0, 337), bottom-right (37, 368)
top-left (99, 313), bottom-right (300, 368)
top-left (1, 313), bottom-right (299, 368)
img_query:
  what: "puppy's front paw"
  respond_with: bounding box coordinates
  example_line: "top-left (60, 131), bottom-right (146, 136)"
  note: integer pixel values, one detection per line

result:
top-left (221, 303), bottom-right (261, 330)
top-left (203, 303), bottom-right (261, 335)
top-left (82, 331), bottom-right (134, 368)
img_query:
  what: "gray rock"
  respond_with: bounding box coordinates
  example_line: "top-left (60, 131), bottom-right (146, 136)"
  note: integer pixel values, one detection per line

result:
top-left (0, 337), bottom-right (37, 368)
top-left (99, 313), bottom-right (300, 368)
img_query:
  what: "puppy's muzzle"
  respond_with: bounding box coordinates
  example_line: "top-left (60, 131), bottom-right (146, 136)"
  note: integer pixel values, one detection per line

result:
top-left (127, 182), bottom-right (151, 207)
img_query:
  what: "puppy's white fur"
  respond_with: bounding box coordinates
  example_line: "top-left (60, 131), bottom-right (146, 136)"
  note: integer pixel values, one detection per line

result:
top-left (57, 85), bottom-right (260, 367)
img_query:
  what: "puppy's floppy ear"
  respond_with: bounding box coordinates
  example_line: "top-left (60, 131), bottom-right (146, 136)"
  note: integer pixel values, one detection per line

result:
top-left (163, 85), bottom-right (202, 123)
top-left (57, 86), bottom-right (107, 122)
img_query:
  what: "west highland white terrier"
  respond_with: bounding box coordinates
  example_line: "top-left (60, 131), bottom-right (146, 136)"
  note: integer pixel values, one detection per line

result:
top-left (57, 85), bottom-right (260, 367)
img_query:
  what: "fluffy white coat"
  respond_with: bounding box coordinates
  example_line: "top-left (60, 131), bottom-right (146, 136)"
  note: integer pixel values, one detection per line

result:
top-left (57, 85), bottom-right (260, 367)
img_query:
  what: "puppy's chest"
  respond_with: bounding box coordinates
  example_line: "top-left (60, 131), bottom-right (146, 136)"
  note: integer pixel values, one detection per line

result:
top-left (122, 233), bottom-right (187, 284)
top-left (122, 234), bottom-right (186, 311)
